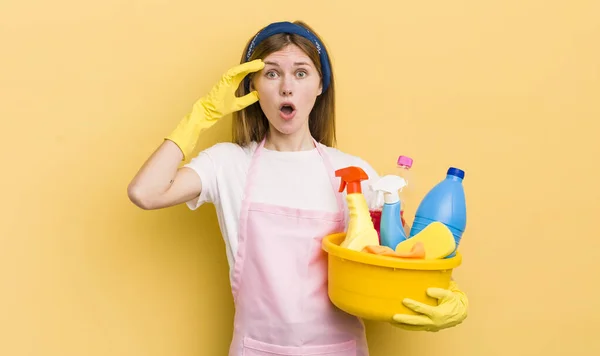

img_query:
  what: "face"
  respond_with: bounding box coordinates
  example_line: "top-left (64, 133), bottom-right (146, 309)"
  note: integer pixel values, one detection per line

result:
top-left (251, 44), bottom-right (322, 137)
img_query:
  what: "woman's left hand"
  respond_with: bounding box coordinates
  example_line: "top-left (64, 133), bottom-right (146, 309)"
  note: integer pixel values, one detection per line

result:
top-left (391, 281), bottom-right (468, 332)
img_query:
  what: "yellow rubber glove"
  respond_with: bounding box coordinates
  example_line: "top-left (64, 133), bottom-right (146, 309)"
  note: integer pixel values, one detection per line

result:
top-left (391, 280), bottom-right (468, 332)
top-left (165, 59), bottom-right (265, 160)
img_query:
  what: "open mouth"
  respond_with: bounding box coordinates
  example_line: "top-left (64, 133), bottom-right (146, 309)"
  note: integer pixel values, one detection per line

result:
top-left (280, 103), bottom-right (296, 114)
top-left (279, 103), bottom-right (297, 120)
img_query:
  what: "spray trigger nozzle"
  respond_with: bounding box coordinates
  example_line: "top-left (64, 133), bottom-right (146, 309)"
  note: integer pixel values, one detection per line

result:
top-left (370, 175), bottom-right (407, 204)
top-left (335, 166), bottom-right (369, 194)
top-left (339, 180), bottom-right (347, 192)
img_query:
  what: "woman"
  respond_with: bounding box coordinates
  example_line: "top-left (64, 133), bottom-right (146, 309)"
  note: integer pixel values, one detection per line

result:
top-left (128, 20), bottom-right (468, 356)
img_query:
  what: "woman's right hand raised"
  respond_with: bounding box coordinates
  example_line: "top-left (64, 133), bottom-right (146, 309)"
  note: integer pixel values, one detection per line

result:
top-left (166, 59), bottom-right (265, 160)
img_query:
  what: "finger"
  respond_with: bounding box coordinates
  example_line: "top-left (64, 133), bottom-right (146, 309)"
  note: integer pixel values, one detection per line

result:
top-left (392, 322), bottom-right (437, 332)
top-left (234, 91), bottom-right (260, 110)
top-left (427, 287), bottom-right (453, 300)
top-left (227, 59), bottom-right (265, 78)
top-left (402, 298), bottom-right (436, 316)
top-left (392, 313), bottom-right (434, 326)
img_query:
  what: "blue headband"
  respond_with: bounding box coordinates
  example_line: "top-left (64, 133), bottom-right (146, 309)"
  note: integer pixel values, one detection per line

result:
top-left (244, 21), bottom-right (331, 92)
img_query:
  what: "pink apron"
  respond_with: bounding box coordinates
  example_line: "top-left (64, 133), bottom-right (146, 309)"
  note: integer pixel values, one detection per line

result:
top-left (228, 138), bottom-right (369, 356)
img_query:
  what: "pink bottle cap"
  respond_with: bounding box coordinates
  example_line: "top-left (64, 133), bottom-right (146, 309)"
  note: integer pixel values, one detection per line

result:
top-left (397, 155), bottom-right (413, 168)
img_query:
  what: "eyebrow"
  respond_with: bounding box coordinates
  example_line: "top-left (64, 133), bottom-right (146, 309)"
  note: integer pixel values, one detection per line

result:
top-left (263, 61), bottom-right (312, 67)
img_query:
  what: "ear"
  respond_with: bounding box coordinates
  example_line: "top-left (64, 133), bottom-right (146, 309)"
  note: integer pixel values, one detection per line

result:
top-left (317, 82), bottom-right (323, 96)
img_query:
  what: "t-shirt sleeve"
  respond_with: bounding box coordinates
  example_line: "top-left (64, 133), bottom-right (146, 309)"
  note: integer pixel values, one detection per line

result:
top-left (182, 147), bottom-right (219, 210)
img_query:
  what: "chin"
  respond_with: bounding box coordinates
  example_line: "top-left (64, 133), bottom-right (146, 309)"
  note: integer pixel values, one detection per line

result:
top-left (266, 112), bottom-right (308, 136)
top-left (271, 121), bottom-right (304, 136)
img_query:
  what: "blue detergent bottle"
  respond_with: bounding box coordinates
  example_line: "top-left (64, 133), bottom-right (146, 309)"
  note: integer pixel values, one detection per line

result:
top-left (409, 167), bottom-right (467, 258)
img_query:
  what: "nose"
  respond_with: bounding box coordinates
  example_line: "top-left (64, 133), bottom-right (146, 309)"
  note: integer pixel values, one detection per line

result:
top-left (280, 87), bottom-right (292, 96)
top-left (280, 77), bottom-right (293, 96)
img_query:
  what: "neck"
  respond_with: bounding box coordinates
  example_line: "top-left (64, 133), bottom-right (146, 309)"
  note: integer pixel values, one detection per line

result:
top-left (264, 125), bottom-right (315, 152)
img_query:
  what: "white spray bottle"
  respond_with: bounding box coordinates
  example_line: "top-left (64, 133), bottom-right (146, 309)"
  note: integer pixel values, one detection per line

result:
top-left (370, 175), bottom-right (409, 250)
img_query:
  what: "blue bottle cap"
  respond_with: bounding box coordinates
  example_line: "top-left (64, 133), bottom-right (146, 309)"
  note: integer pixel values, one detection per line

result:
top-left (447, 167), bottom-right (465, 179)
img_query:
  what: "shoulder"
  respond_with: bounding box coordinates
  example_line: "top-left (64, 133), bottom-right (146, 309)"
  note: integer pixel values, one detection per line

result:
top-left (320, 144), bottom-right (380, 180)
top-left (183, 141), bottom-right (258, 207)
top-left (187, 141), bottom-right (258, 168)
top-left (184, 141), bottom-right (258, 178)
top-left (198, 141), bottom-right (257, 160)
top-left (319, 143), bottom-right (381, 210)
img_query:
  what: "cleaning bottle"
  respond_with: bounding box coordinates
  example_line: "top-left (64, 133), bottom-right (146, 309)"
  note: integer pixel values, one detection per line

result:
top-left (369, 155), bottom-right (414, 242)
top-left (396, 155), bottom-right (414, 233)
top-left (409, 167), bottom-right (467, 258)
top-left (335, 166), bottom-right (380, 252)
top-left (371, 175), bottom-right (409, 250)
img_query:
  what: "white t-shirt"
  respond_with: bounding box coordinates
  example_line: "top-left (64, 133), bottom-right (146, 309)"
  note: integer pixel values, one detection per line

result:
top-left (184, 141), bottom-right (380, 280)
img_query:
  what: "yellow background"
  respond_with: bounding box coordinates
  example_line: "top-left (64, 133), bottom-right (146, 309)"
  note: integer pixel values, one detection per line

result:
top-left (2, 0), bottom-right (599, 355)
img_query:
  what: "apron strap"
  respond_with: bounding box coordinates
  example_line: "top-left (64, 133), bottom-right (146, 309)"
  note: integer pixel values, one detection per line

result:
top-left (241, 138), bottom-right (267, 203)
top-left (312, 138), bottom-right (346, 228)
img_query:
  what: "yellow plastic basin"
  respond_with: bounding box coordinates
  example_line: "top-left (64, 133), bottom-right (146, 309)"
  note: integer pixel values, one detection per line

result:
top-left (322, 232), bottom-right (462, 322)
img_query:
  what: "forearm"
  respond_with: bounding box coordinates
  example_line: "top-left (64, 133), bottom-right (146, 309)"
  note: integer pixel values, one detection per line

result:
top-left (127, 139), bottom-right (197, 209)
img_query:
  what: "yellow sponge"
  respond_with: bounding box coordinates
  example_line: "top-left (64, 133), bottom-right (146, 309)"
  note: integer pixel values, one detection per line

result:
top-left (395, 222), bottom-right (456, 259)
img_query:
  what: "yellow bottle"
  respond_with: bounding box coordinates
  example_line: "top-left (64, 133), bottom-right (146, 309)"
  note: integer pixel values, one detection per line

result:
top-left (335, 166), bottom-right (380, 251)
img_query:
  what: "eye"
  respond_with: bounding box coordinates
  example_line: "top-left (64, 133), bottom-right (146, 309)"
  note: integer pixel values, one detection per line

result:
top-left (296, 70), bottom-right (308, 78)
top-left (265, 70), bottom-right (279, 79)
